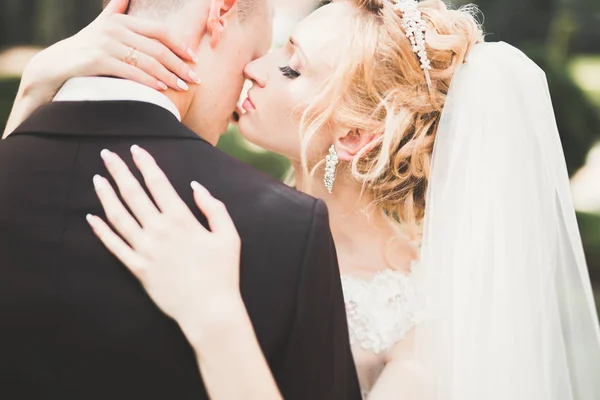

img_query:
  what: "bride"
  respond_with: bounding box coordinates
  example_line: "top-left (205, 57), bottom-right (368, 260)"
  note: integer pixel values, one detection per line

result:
top-left (5, 0), bottom-right (600, 398)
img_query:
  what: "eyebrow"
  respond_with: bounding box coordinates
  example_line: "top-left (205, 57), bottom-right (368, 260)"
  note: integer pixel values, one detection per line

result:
top-left (289, 37), bottom-right (308, 63)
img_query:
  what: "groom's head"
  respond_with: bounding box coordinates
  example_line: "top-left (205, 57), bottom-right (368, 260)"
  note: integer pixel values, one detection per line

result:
top-left (106, 0), bottom-right (272, 143)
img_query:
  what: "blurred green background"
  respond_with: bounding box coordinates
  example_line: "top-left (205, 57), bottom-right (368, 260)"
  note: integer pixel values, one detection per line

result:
top-left (0, 0), bottom-right (599, 313)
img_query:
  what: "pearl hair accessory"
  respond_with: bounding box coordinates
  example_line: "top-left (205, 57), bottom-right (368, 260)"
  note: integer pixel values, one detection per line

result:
top-left (392, 0), bottom-right (432, 90)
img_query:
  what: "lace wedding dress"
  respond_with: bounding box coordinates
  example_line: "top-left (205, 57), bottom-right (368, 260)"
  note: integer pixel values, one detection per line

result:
top-left (341, 261), bottom-right (422, 398)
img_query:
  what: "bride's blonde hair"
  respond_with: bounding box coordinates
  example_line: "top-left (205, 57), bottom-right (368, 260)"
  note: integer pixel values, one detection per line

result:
top-left (298, 0), bottom-right (483, 227)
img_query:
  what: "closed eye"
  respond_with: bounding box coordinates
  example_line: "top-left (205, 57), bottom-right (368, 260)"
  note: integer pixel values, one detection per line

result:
top-left (279, 65), bottom-right (301, 79)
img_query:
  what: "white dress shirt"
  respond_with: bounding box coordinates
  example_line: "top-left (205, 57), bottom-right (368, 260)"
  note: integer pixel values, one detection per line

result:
top-left (53, 77), bottom-right (181, 121)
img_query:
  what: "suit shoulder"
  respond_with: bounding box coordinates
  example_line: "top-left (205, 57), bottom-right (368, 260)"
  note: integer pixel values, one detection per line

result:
top-left (230, 162), bottom-right (321, 225)
top-left (167, 138), bottom-right (321, 224)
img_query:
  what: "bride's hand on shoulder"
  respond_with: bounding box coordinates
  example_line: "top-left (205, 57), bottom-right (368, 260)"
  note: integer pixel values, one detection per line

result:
top-left (3, 0), bottom-right (198, 139)
top-left (86, 145), bottom-right (243, 344)
top-left (21, 0), bottom-right (199, 100)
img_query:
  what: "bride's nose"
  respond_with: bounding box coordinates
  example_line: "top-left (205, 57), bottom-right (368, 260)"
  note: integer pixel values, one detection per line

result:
top-left (244, 58), bottom-right (267, 88)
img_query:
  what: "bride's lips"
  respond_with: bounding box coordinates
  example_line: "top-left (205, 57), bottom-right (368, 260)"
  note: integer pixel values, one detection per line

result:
top-left (242, 93), bottom-right (256, 111)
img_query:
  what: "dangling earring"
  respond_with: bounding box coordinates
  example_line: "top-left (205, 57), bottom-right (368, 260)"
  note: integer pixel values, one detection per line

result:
top-left (324, 145), bottom-right (339, 194)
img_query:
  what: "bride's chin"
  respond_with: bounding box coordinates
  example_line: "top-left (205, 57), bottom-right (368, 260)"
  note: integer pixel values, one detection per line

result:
top-left (232, 112), bottom-right (277, 154)
top-left (235, 114), bottom-right (257, 141)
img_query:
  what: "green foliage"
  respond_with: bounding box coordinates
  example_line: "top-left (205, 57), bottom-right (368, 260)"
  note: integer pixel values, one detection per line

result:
top-left (0, 78), bottom-right (20, 132)
top-left (596, 287), bottom-right (600, 317)
top-left (570, 56), bottom-right (600, 107)
top-left (1, 0), bottom-right (100, 49)
top-left (570, 0), bottom-right (600, 53)
top-left (457, 0), bottom-right (600, 53)
top-left (523, 47), bottom-right (600, 176)
top-left (217, 126), bottom-right (291, 181)
top-left (576, 211), bottom-right (600, 320)
top-left (577, 212), bottom-right (600, 280)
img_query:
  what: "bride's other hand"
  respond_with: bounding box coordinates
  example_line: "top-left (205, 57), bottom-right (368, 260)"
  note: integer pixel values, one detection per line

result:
top-left (87, 147), bottom-right (283, 400)
top-left (22, 0), bottom-right (199, 100)
top-left (86, 146), bottom-right (243, 343)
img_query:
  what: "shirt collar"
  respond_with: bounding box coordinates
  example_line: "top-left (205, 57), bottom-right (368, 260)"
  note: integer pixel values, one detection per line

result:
top-left (53, 77), bottom-right (182, 121)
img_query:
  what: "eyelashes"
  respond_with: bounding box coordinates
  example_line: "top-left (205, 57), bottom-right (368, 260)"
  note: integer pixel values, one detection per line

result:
top-left (279, 65), bottom-right (301, 79)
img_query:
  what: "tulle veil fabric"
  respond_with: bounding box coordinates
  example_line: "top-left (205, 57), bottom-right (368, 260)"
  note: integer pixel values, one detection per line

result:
top-left (414, 41), bottom-right (600, 399)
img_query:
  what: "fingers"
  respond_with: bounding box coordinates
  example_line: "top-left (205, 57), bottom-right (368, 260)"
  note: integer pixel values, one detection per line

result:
top-left (103, 56), bottom-right (168, 91)
top-left (191, 181), bottom-right (239, 238)
top-left (130, 145), bottom-right (192, 216)
top-left (117, 15), bottom-right (197, 64)
top-left (93, 174), bottom-right (144, 246)
top-left (86, 213), bottom-right (146, 278)
top-left (131, 50), bottom-right (189, 91)
top-left (94, 13), bottom-right (200, 91)
top-left (100, 150), bottom-right (161, 226)
top-left (119, 29), bottom-right (200, 90)
top-left (99, 0), bottom-right (129, 19)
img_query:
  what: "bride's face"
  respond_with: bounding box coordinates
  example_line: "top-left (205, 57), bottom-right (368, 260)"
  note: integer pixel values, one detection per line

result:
top-left (237, 2), bottom-right (356, 162)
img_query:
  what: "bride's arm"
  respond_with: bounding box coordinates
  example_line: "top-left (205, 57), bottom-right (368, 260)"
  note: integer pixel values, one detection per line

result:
top-left (3, 82), bottom-right (46, 139)
top-left (367, 330), bottom-right (426, 400)
top-left (86, 146), bottom-right (283, 400)
top-left (3, 0), bottom-right (198, 138)
top-left (188, 300), bottom-right (284, 400)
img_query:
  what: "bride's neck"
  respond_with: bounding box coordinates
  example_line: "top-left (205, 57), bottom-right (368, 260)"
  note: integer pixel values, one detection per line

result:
top-left (292, 164), bottom-right (417, 274)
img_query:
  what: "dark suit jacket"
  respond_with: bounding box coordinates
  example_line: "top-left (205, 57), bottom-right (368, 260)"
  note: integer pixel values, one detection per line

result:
top-left (0, 101), bottom-right (360, 400)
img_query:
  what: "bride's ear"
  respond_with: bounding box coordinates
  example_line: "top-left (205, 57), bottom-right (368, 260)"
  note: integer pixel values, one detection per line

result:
top-left (207, 0), bottom-right (239, 48)
top-left (334, 129), bottom-right (379, 162)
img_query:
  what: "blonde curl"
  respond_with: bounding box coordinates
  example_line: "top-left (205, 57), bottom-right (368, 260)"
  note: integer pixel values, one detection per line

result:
top-left (297, 0), bottom-right (484, 229)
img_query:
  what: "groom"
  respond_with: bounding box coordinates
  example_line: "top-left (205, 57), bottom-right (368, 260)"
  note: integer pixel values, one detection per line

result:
top-left (0, 0), bottom-right (360, 399)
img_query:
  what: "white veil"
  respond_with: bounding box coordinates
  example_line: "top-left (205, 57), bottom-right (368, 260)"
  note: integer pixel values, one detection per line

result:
top-left (415, 41), bottom-right (600, 399)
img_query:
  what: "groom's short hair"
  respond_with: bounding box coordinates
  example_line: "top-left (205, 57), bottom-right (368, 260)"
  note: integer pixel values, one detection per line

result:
top-left (102, 0), bottom-right (258, 22)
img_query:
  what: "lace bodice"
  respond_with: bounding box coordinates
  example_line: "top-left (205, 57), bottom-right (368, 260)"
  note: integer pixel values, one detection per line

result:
top-left (341, 263), bottom-right (422, 397)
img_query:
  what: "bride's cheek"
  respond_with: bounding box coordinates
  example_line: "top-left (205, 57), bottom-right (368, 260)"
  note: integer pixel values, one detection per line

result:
top-left (286, 84), bottom-right (309, 110)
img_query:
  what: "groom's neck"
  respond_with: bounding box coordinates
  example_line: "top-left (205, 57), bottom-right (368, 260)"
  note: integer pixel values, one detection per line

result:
top-left (163, 84), bottom-right (225, 146)
top-left (163, 89), bottom-right (193, 123)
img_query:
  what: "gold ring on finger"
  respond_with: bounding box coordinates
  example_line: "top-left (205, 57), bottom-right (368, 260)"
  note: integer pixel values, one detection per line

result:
top-left (124, 47), bottom-right (141, 67)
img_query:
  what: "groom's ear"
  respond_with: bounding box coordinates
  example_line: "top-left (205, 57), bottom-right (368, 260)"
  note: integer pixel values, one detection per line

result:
top-left (207, 0), bottom-right (239, 48)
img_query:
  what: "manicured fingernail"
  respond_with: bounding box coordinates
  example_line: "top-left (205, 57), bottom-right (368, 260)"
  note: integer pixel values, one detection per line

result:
top-left (86, 214), bottom-right (96, 225)
top-left (131, 144), bottom-right (141, 155)
top-left (157, 81), bottom-right (168, 91)
top-left (187, 48), bottom-right (198, 63)
top-left (191, 181), bottom-right (207, 192)
top-left (100, 149), bottom-right (111, 162)
top-left (188, 70), bottom-right (201, 84)
top-left (93, 175), bottom-right (105, 190)
top-left (177, 79), bottom-right (189, 91)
